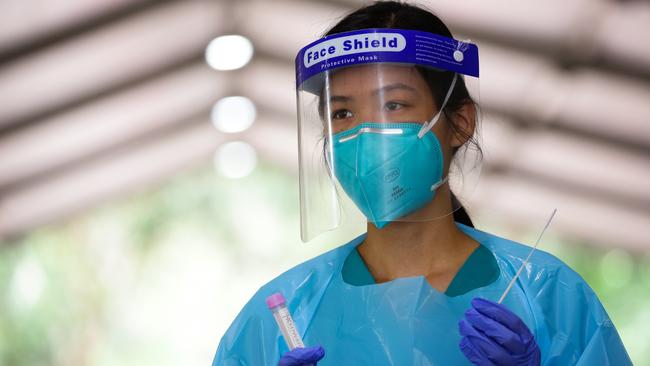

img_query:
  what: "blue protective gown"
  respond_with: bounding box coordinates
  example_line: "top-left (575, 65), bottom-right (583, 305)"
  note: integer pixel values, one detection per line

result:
top-left (212, 222), bottom-right (632, 365)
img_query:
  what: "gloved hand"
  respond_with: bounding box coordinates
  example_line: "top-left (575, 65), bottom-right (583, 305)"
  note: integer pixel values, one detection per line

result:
top-left (278, 345), bottom-right (325, 366)
top-left (458, 298), bottom-right (540, 366)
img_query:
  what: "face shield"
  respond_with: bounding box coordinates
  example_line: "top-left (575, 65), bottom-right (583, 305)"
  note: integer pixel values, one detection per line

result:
top-left (296, 29), bottom-right (481, 242)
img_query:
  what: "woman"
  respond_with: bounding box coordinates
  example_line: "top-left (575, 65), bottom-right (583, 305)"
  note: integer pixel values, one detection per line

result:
top-left (212, 2), bottom-right (631, 365)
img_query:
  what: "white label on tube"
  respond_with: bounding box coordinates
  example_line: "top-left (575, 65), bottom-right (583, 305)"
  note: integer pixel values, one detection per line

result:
top-left (276, 306), bottom-right (305, 349)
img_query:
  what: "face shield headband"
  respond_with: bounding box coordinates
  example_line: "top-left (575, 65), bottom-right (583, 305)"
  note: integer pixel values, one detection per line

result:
top-left (296, 28), bottom-right (479, 93)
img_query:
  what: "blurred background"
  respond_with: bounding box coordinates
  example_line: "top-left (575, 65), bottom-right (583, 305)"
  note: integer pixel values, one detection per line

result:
top-left (0, 0), bottom-right (649, 365)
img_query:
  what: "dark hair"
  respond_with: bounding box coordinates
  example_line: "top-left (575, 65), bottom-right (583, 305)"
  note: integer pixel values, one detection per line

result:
top-left (325, 0), bottom-right (481, 227)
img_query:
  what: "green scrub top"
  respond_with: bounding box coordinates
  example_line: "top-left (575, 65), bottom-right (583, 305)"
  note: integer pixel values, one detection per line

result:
top-left (342, 243), bottom-right (499, 296)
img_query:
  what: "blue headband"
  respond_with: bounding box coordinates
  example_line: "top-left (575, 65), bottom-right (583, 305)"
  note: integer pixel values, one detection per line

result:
top-left (295, 28), bottom-right (479, 89)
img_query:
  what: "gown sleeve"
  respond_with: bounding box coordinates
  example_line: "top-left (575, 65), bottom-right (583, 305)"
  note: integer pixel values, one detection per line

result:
top-left (532, 264), bottom-right (632, 365)
top-left (211, 244), bottom-right (349, 366)
top-left (212, 291), bottom-right (281, 366)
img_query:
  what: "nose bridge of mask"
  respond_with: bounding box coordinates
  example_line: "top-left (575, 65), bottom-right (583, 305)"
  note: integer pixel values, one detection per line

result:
top-left (417, 73), bottom-right (458, 139)
top-left (347, 123), bottom-right (415, 174)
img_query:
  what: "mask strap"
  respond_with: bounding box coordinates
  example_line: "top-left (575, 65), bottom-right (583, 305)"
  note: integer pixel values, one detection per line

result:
top-left (430, 175), bottom-right (449, 191)
top-left (417, 73), bottom-right (458, 139)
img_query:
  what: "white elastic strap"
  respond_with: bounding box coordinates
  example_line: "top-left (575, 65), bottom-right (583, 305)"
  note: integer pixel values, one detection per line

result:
top-left (430, 175), bottom-right (449, 191)
top-left (417, 73), bottom-right (458, 139)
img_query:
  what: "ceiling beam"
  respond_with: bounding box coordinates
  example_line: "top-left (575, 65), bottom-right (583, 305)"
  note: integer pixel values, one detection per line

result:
top-left (469, 172), bottom-right (650, 252)
top-left (0, 113), bottom-right (297, 241)
top-left (0, 0), bottom-right (224, 132)
top-left (0, 117), bottom-right (220, 241)
top-left (0, 62), bottom-right (229, 192)
top-left (481, 116), bottom-right (650, 210)
top-left (0, 0), bottom-right (164, 63)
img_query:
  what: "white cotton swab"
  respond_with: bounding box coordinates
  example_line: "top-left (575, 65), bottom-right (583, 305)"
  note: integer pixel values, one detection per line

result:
top-left (497, 208), bottom-right (558, 304)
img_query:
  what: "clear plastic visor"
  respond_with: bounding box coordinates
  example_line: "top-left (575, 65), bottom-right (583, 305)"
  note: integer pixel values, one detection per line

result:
top-left (297, 62), bottom-right (481, 242)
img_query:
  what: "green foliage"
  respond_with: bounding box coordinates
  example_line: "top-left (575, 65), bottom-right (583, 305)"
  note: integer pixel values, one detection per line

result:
top-left (0, 162), bottom-right (648, 365)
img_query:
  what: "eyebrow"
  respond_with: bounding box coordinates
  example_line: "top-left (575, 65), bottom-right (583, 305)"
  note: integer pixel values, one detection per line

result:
top-left (329, 83), bottom-right (418, 103)
top-left (329, 95), bottom-right (351, 103)
top-left (372, 83), bottom-right (418, 96)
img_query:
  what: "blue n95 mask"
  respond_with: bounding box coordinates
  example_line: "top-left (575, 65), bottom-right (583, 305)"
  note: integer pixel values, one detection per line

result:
top-left (331, 74), bottom-right (457, 228)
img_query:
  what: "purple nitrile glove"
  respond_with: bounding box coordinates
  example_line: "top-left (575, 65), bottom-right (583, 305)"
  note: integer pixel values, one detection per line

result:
top-left (459, 298), bottom-right (541, 366)
top-left (278, 345), bottom-right (325, 366)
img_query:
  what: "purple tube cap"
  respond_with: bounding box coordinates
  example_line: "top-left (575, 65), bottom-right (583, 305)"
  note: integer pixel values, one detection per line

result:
top-left (266, 292), bottom-right (286, 309)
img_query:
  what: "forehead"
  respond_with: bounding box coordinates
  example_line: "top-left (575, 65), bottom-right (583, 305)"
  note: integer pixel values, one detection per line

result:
top-left (327, 64), bottom-right (429, 92)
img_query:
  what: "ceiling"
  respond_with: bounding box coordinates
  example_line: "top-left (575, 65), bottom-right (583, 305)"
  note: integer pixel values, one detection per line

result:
top-left (0, 0), bottom-right (648, 250)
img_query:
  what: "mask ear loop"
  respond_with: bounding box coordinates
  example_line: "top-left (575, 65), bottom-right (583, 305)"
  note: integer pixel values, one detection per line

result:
top-left (417, 73), bottom-right (458, 139)
top-left (416, 72), bottom-right (458, 192)
top-left (430, 175), bottom-right (449, 192)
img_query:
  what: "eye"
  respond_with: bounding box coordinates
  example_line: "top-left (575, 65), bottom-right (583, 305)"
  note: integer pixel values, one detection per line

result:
top-left (331, 109), bottom-right (352, 120)
top-left (384, 101), bottom-right (406, 111)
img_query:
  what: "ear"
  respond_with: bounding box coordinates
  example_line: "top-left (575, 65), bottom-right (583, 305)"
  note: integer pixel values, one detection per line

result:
top-left (449, 103), bottom-right (476, 148)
